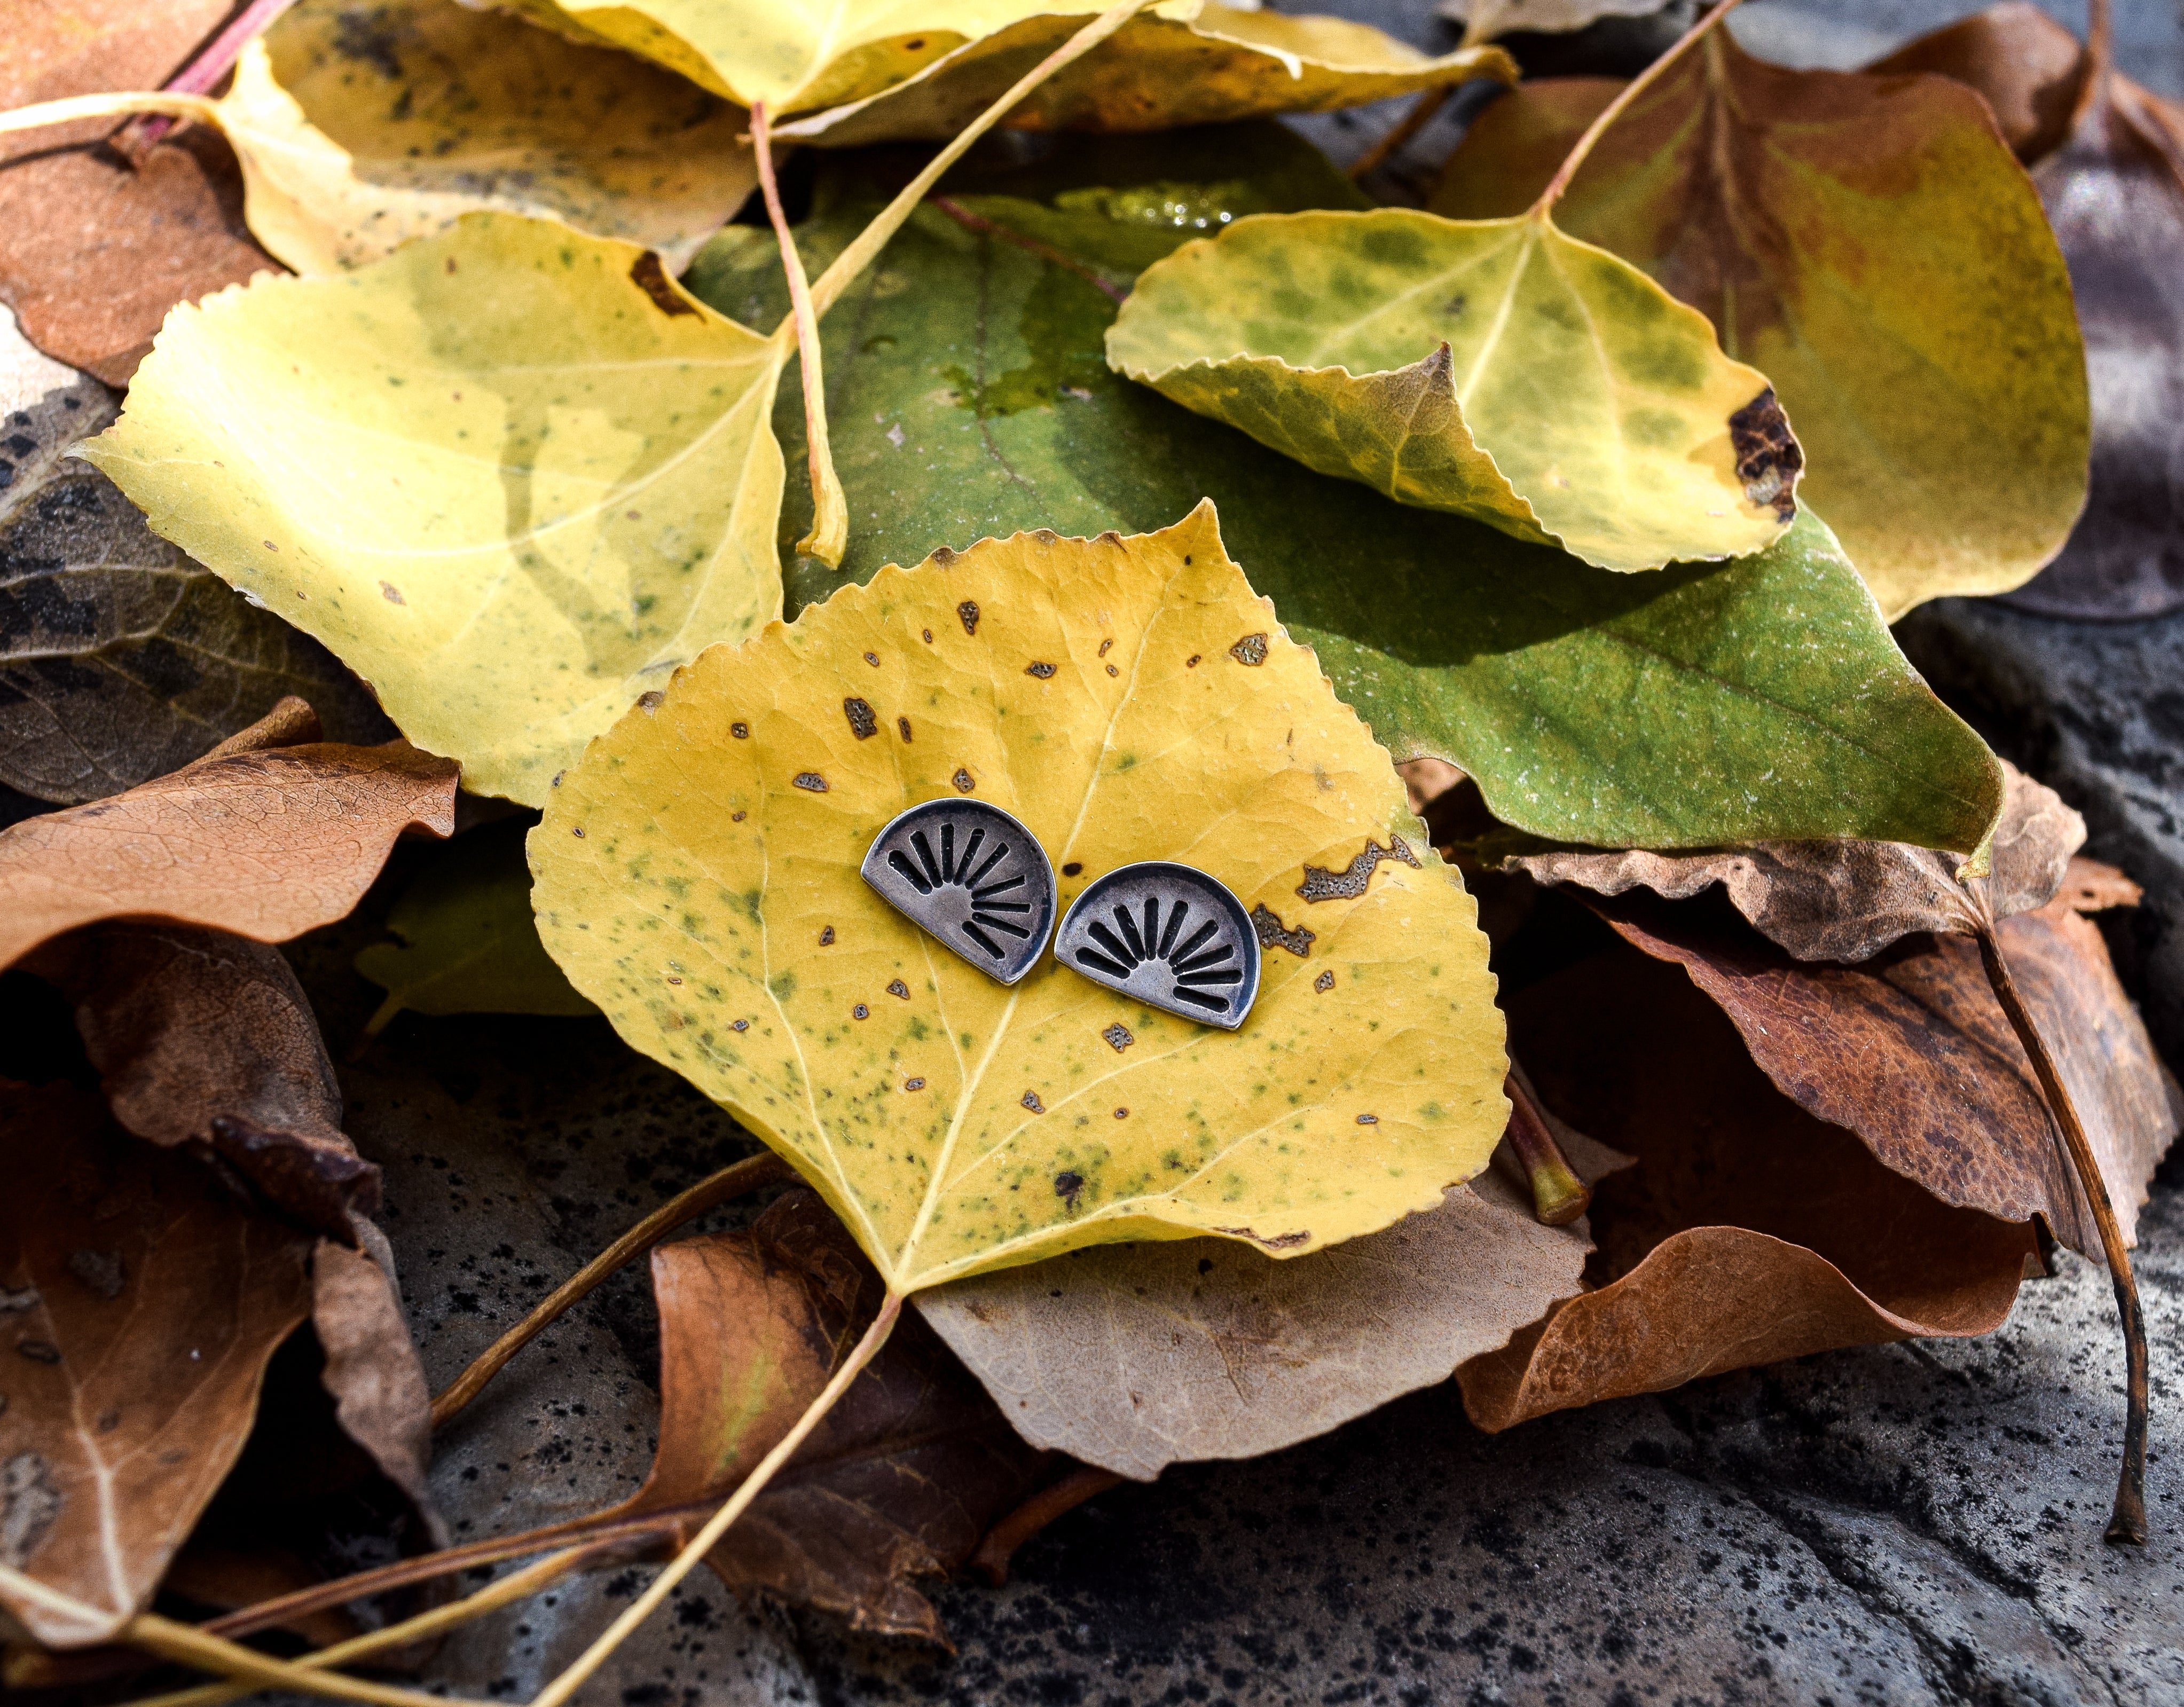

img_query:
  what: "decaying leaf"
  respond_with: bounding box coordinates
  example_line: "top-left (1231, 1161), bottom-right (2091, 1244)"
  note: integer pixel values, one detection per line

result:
top-left (776, 6), bottom-right (1516, 146)
top-left (533, 506), bottom-right (1510, 1290)
top-left (611, 1190), bottom-right (1048, 1642)
top-left (26, 924), bottom-right (377, 1240)
top-left (0, 697), bottom-right (457, 971)
top-left (356, 818), bottom-right (598, 1035)
top-left (0, 1080), bottom-right (317, 1648)
top-left (0, 376), bottom-right (386, 806)
top-left (1507, 761), bottom-right (2081, 962)
top-left (1431, 29), bottom-right (2089, 616)
top-left (0, 0), bottom-right (278, 384)
top-left (2008, 66), bottom-right (2184, 617)
top-left (152, 0), bottom-right (759, 276)
top-left (1107, 206), bottom-right (1799, 572)
top-left (1456, 947), bottom-right (2042, 1431)
top-left (82, 217), bottom-right (786, 806)
top-left (308, 1233), bottom-right (439, 1545)
top-left (495, 0), bottom-right (1506, 127)
top-left (1865, 2), bottom-right (2088, 163)
top-left (917, 1126), bottom-right (1619, 1480)
top-left (1437, 1), bottom-right (1670, 43)
top-left (1578, 858), bottom-right (2179, 1260)
top-left (688, 140), bottom-right (2003, 855)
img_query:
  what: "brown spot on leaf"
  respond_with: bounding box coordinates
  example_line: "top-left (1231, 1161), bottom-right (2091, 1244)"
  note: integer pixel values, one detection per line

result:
top-left (731, 722), bottom-right (749, 738)
top-left (0, 1287), bottom-right (40, 1316)
top-left (66, 1251), bottom-right (124, 1301)
top-left (853, 1004), bottom-right (869, 1019)
top-left (953, 769), bottom-right (975, 792)
top-left (15, 1341), bottom-right (61, 1364)
top-left (922, 629), bottom-right (933, 643)
top-left (0, 1452), bottom-right (61, 1568)
top-left (1211, 1225), bottom-right (1310, 1250)
top-left (887, 980), bottom-right (910, 1000)
top-left (1022, 1092), bottom-right (1045, 1114)
top-left (1103, 1023), bottom-right (1133, 1052)
top-left (1113, 1107), bottom-right (1128, 1120)
top-left (843, 697), bottom-right (877, 739)
top-left (897, 717), bottom-right (913, 742)
top-left (1025, 662), bottom-right (1056, 679)
top-left (1229, 633), bottom-right (1268, 666)
top-left (732, 810), bottom-right (746, 822)
top-left (1186, 655), bottom-right (1202, 668)
top-left (1297, 835), bottom-right (1420, 902)
top-left (1098, 639), bottom-right (1114, 656)
top-left (1054, 1171), bottom-right (1085, 1207)
top-left (1250, 904), bottom-right (1315, 958)
top-left (637, 690), bottom-right (665, 711)
top-left (904, 1077), bottom-right (926, 1091)
top-left (629, 251), bottom-right (697, 316)
top-left (1356, 1114), bottom-right (1378, 1125)
top-left (1062, 862), bottom-right (1082, 877)
top-left (1730, 387), bottom-right (1802, 522)
top-left (793, 773), bottom-right (828, 792)
top-left (863, 651), bottom-right (881, 667)
top-left (732, 1019), bottom-right (749, 1032)
top-left (819, 926), bottom-right (835, 946)
top-left (957, 599), bottom-right (979, 634)
top-left (379, 581), bottom-right (405, 605)
top-left (1314, 970), bottom-right (1335, 993)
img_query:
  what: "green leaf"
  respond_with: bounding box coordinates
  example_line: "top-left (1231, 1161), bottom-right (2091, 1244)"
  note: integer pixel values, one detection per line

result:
top-left (356, 818), bottom-right (598, 1034)
top-left (680, 135), bottom-right (2001, 853)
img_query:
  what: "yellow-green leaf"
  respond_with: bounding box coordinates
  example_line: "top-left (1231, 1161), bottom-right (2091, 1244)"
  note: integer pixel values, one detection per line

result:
top-left (496, 0), bottom-right (1509, 127)
top-left (208, 0), bottom-right (757, 274)
top-left (1430, 32), bottom-right (2090, 616)
top-left (81, 214), bottom-right (788, 806)
top-left (1106, 208), bottom-right (1800, 572)
top-left (356, 819), bottom-right (599, 1034)
top-left (777, 6), bottom-right (1515, 146)
top-left (529, 504), bottom-right (1509, 1294)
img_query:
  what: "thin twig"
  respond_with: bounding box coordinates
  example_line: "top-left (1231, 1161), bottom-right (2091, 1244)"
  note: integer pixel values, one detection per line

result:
top-left (0, 92), bottom-right (221, 139)
top-left (1974, 923), bottom-right (2149, 1544)
top-left (1528, 0), bottom-right (1743, 216)
top-left (123, 1615), bottom-right (483, 1707)
top-left (127, 0), bottom-right (303, 152)
top-left (430, 1150), bottom-right (792, 1429)
top-left (970, 1465), bottom-right (1124, 1586)
top-left (929, 197), bottom-right (1127, 303)
top-left (1348, 86), bottom-right (1454, 182)
top-left (751, 101), bottom-right (847, 568)
top-left (527, 1293), bottom-right (906, 1707)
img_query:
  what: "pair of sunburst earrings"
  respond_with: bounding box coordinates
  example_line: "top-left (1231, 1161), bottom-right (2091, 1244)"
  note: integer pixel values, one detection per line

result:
top-left (860, 798), bottom-right (1263, 1029)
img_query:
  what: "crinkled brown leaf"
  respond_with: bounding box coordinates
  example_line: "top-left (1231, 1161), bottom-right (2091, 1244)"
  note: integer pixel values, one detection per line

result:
top-left (1866, 2), bottom-right (2088, 163)
top-left (310, 1231), bottom-right (439, 1545)
top-left (0, 1), bottom-right (277, 384)
top-left (0, 697), bottom-right (457, 973)
top-left (916, 1126), bottom-right (1619, 1481)
top-left (0, 1079), bottom-right (317, 1647)
top-left (612, 1190), bottom-right (1049, 1644)
top-left (1507, 761), bottom-right (2082, 961)
top-left (1456, 947), bottom-right (2041, 1431)
top-left (0, 375), bottom-right (387, 806)
top-left (25, 924), bottom-right (375, 1239)
top-left (1579, 856), bottom-right (2179, 1261)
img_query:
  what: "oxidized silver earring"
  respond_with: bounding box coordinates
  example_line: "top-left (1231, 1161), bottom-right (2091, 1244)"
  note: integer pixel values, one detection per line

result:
top-left (860, 799), bottom-right (1056, 985)
top-left (1054, 862), bottom-right (1261, 1029)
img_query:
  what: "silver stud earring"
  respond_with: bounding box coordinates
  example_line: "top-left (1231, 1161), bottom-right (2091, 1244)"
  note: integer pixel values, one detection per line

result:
top-left (861, 799), bottom-right (1056, 985)
top-left (1054, 862), bottom-right (1260, 1029)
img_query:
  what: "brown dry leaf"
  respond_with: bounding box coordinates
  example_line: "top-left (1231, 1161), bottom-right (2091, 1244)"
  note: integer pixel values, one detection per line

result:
top-left (916, 1126), bottom-right (1619, 1481)
top-left (1580, 856), bottom-right (2179, 1261)
top-left (613, 1190), bottom-right (1049, 1643)
top-left (26, 924), bottom-right (376, 1238)
top-left (2006, 69), bottom-right (2184, 617)
top-left (1866, 2), bottom-right (2089, 162)
top-left (1456, 948), bottom-right (2041, 1431)
top-left (1507, 761), bottom-right (2083, 962)
top-left (0, 1079), bottom-right (318, 1647)
top-left (0, 696), bottom-right (458, 973)
top-left (0, 1), bottom-right (278, 384)
top-left (310, 1231), bottom-right (439, 1543)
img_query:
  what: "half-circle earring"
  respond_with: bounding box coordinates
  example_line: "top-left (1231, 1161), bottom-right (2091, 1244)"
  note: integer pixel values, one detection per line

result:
top-left (860, 799), bottom-right (1056, 986)
top-left (1054, 862), bottom-right (1260, 1029)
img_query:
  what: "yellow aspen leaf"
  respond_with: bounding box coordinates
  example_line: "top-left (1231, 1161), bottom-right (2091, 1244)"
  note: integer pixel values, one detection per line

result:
top-left (530, 504), bottom-right (1509, 1294)
top-left (81, 214), bottom-right (788, 807)
top-left (1106, 207), bottom-right (1800, 572)
top-left (497, 0), bottom-right (1509, 128)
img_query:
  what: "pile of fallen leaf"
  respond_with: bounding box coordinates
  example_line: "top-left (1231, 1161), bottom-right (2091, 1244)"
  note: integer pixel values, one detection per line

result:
top-left (2, 0), bottom-right (2180, 1696)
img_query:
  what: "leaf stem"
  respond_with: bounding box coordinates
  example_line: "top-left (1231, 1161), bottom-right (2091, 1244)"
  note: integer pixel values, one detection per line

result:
top-left (524, 1292), bottom-right (907, 1707)
top-left (430, 1151), bottom-right (792, 1430)
top-left (800, 0), bottom-right (1156, 325)
top-left (751, 102), bottom-right (847, 568)
top-left (129, 0), bottom-right (303, 150)
top-left (929, 196), bottom-right (1128, 303)
top-left (1974, 923), bottom-right (2149, 1544)
top-left (0, 92), bottom-right (222, 138)
top-left (970, 1465), bottom-right (1124, 1586)
top-left (1528, 0), bottom-right (1743, 217)
top-left (1347, 86), bottom-right (1454, 182)
top-left (1502, 1072), bottom-right (1591, 1226)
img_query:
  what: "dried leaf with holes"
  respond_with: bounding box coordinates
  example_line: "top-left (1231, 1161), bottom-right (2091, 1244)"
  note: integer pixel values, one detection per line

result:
top-left (777, 5), bottom-right (1515, 146)
top-left (0, 0), bottom-right (277, 383)
top-left (694, 140), bottom-right (1998, 854)
top-left (606, 1190), bottom-right (1048, 1642)
top-left (0, 366), bottom-right (385, 806)
top-left (533, 505), bottom-right (1510, 1291)
top-left (0, 1080), bottom-right (317, 1648)
top-left (917, 1122), bottom-right (1623, 1478)
top-left (1456, 947), bottom-right (2043, 1431)
top-left (356, 819), bottom-right (598, 1035)
top-left (81, 218), bottom-right (788, 805)
top-left (1107, 204), bottom-right (1799, 572)
top-left (1431, 27), bottom-right (2089, 616)
top-left (0, 697), bottom-right (455, 971)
